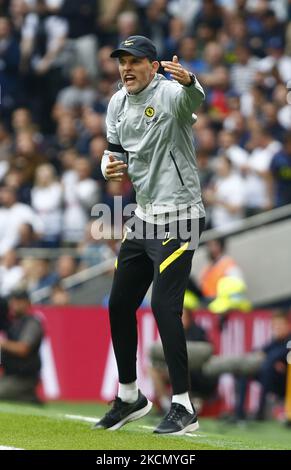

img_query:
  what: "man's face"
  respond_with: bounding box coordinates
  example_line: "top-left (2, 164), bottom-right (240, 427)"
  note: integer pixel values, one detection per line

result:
top-left (9, 298), bottom-right (30, 317)
top-left (207, 240), bottom-right (223, 261)
top-left (0, 18), bottom-right (10, 39)
top-left (0, 188), bottom-right (16, 208)
top-left (272, 317), bottom-right (290, 340)
top-left (118, 54), bottom-right (158, 94)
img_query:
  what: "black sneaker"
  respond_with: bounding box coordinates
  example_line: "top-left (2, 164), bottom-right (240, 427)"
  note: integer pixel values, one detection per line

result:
top-left (154, 403), bottom-right (199, 435)
top-left (94, 390), bottom-right (152, 431)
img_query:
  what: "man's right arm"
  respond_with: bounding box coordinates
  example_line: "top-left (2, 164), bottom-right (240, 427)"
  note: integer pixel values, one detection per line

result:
top-left (0, 337), bottom-right (31, 358)
top-left (101, 95), bottom-right (127, 181)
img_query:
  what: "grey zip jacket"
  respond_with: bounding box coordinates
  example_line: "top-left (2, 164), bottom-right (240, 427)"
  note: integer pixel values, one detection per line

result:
top-left (101, 73), bottom-right (205, 217)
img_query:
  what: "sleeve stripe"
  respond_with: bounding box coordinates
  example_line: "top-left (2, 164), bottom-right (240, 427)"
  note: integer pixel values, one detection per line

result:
top-left (108, 142), bottom-right (125, 153)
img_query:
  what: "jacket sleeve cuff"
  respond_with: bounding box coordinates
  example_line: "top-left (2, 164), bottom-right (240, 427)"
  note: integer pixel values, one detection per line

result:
top-left (101, 151), bottom-right (110, 180)
top-left (101, 149), bottom-right (127, 180)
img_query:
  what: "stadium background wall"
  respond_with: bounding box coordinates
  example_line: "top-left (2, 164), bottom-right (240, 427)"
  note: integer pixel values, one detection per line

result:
top-left (29, 306), bottom-right (282, 417)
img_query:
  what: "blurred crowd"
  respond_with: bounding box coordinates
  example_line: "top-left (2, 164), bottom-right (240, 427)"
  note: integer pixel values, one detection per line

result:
top-left (0, 0), bottom-right (291, 297)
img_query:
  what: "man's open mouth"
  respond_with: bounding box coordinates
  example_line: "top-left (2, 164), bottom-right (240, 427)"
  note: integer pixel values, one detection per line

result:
top-left (124, 75), bottom-right (136, 84)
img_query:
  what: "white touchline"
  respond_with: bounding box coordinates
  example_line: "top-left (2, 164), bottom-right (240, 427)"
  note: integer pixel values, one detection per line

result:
top-left (64, 414), bottom-right (97, 423)
top-left (64, 415), bottom-right (154, 429)
top-left (64, 416), bottom-right (154, 431)
top-left (0, 446), bottom-right (24, 450)
top-left (62, 415), bottom-right (204, 436)
top-left (64, 415), bottom-right (153, 429)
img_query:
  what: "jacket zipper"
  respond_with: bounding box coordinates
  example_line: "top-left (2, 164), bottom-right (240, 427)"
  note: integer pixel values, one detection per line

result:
top-left (170, 151), bottom-right (185, 186)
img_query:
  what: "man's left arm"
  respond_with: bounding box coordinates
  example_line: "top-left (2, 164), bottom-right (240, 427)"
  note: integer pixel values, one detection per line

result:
top-left (161, 55), bottom-right (205, 122)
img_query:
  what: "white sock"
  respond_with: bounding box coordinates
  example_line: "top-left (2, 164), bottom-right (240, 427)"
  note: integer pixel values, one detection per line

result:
top-left (118, 381), bottom-right (138, 403)
top-left (172, 392), bottom-right (193, 414)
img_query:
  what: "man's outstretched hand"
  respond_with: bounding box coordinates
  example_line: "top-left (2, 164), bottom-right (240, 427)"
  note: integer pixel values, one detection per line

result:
top-left (161, 55), bottom-right (192, 86)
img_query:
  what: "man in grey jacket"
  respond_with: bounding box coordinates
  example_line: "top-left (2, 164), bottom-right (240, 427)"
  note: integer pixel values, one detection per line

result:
top-left (95, 35), bottom-right (205, 435)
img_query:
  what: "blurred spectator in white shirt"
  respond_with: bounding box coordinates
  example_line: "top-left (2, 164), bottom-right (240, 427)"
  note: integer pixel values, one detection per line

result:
top-left (240, 85), bottom-right (266, 119)
top-left (20, 0), bottom-right (68, 75)
top-left (243, 128), bottom-right (282, 215)
top-left (62, 157), bottom-right (99, 244)
top-left (230, 44), bottom-right (259, 95)
top-left (257, 37), bottom-right (291, 85)
top-left (31, 164), bottom-right (63, 247)
top-left (55, 0), bottom-right (98, 78)
top-left (0, 186), bottom-right (44, 256)
top-left (218, 130), bottom-right (249, 171)
top-left (204, 156), bottom-right (246, 230)
top-left (273, 84), bottom-right (291, 131)
top-left (0, 250), bottom-right (24, 298)
top-left (167, 0), bottom-right (200, 27)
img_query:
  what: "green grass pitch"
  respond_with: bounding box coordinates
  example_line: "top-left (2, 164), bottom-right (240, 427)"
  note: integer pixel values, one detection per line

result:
top-left (0, 401), bottom-right (290, 450)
